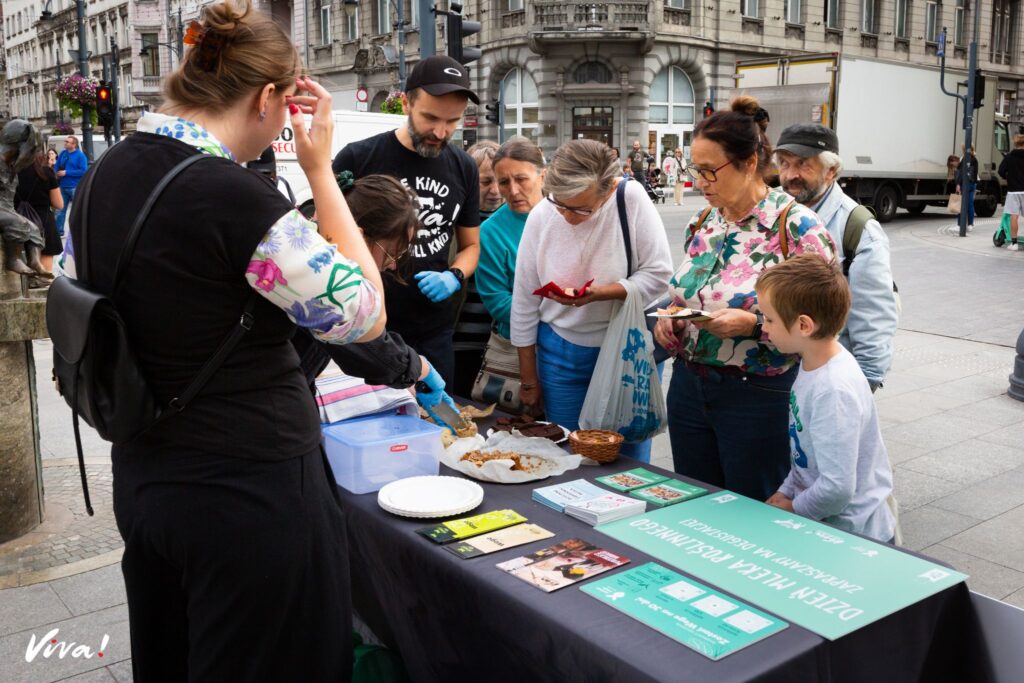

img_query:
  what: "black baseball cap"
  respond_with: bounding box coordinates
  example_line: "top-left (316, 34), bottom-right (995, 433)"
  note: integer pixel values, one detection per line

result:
top-left (776, 124), bottom-right (840, 157)
top-left (405, 55), bottom-right (479, 104)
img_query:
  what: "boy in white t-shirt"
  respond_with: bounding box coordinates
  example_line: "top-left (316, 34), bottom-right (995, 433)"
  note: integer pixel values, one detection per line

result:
top-left (756, 255), bottom-right (895, 542)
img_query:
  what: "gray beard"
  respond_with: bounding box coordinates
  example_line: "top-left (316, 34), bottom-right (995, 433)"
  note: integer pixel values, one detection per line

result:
top-left (407, 117), bottom-right (446, 158)
top-left (783, 180), bottom-right (826, 205)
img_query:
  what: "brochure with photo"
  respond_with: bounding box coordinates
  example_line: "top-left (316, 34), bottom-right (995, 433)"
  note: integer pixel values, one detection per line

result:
top-left (564, 493), bottom-right (646, 526)
top-left (532, 479), bottom-right (607, 512)
top-left (444, 524), bottom-right (555, 559)
top-left (496, 538), bottom-right (630, 593)
top-left (630, 480), bottom-right (708, 508)
top-left (596, 468), bottom-right (670, 492)
top-left (416, 509), bottom-right (527, 544)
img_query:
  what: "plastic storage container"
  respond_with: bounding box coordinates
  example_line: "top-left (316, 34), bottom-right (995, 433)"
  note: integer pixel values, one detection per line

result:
top-left (322, 413), bottom-right (444, 494)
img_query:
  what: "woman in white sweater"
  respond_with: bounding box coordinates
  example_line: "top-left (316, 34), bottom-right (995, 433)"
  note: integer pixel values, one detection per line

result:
top-left (511, 139), bottom-right (673, 461)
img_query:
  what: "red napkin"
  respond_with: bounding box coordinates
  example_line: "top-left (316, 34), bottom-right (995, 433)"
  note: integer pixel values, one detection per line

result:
top-left (532, 279), bottom-right (594, 299)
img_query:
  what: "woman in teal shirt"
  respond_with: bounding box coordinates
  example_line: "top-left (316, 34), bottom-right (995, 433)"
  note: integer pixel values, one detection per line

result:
top-left (475, 138), bottom-right (546, 407)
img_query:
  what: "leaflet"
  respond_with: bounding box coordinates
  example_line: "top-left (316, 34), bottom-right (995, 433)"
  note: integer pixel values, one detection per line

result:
top-left (630, 480), bottom-right (708, 508)
top-left (444, 524), bottom-right (555, 559)
top-left (496, 538), bottom-right (630, 592)
top-left (596, 468), bottom-right (670, 492)
top-left (416, 509), bottom-right (527, 544)
top-left (581, 562), bottom-right (788, 660)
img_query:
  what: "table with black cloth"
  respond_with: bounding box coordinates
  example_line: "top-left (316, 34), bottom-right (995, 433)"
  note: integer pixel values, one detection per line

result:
top-left (338, 422), bottom-right (987, 683)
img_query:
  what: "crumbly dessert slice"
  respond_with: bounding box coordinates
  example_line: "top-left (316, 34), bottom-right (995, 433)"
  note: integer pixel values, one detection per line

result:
top-left (460, 450), bottom-right (524, 470)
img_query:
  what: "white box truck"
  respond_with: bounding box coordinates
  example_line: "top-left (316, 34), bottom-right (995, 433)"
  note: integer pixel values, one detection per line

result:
top-left (271, 110), bottom-right (406, 216)
top-left (734, 53), bottom-right (1011, 222)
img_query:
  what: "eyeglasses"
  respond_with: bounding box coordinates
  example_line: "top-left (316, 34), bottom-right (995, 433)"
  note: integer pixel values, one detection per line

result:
top-left (546, 194), bottom-right (597, 217)
top-left (685, 161), bottom-right (733, 183)
top-left (373, 240), bottom-right (409, 269)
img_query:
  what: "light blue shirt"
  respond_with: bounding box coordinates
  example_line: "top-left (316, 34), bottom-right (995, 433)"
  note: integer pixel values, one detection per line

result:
top-left (813, 183), bottom-right (898, 384)
top-left (477, 203), bottom-right (528, 340)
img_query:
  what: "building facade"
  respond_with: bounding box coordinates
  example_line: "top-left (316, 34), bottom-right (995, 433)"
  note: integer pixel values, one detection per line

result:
top-left (312, 0), bottom-right (1024, 164)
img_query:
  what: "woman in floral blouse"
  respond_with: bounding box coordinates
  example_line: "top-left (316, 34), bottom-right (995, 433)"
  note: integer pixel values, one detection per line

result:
top-left (654, 96), bottom-right (836, 501)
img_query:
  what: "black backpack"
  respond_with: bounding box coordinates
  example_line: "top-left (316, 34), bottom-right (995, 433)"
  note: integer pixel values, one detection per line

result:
top-left (47, 149), bottom-right (256, 515)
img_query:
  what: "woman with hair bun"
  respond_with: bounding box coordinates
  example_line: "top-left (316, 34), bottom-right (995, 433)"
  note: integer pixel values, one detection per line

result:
top-left (58, 1), bottom-right (384, 678)
top-left (653, 95), bottom-right (836, 501)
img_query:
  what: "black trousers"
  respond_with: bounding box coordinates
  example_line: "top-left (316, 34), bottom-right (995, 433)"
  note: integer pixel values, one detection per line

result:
top-left (112, 445), bottom-right (352, 682)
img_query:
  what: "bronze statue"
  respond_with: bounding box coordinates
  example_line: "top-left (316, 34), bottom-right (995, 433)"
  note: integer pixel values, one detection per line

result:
top-left (0, 119), bottom-right (49, 278)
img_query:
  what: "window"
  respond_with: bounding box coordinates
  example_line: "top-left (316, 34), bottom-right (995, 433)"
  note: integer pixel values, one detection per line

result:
top-left (141, 33), bottom-right (160, 77)
top-left (997, 90), bottom-right (1014, 115)
top-left (376, 0), bottom-right (390, 34)
top-left (954, 0), bottom-right (965, 45)
top-left (895, 0), bottom-right (909, 38)
top-left (501, 67), bottom-right (539, 144)
top-left (347, 4), bottom-right (360, 40)
top-left (649, 66), bottom-right (696, 125)
top-left (824, 0), bottom-right (840, 28)
top-left (992, 0), bottom-right (1018, 64)
top-left (742, 0), bottom-right (759, 17)
top-left (862, 0), bottom-right (878, 33)
top-left (573, 61), bottom-right (612, 84)
top-left (666, 0), bottom-right (688, 8)
top-left (410, 0), bottom-right (420, 27)
top-left (784, 0), bottom-right (801, 23)
top-left (505, 0), bottom-right (524, 10)
top-left (320, 2), bottom-right (331, 46)
top-left (925, 1), bottom-right (939, 42)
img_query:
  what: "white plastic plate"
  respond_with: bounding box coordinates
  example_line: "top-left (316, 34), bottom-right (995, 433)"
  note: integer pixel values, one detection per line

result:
top-left (377, 476), bottom-right (484, 518)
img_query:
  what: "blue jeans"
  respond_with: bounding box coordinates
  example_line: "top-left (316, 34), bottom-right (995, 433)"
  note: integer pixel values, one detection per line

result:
top-left (966, 183), bottom-right (976, 225)
top-left (55, 186), bottom-right (75, 237)
top-left (536, 323), bottom-right (661, 463)
top-left (667, 361), bottom-right (797, 500)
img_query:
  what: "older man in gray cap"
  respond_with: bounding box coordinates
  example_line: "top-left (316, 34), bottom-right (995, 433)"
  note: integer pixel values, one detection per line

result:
top-left (775, 123), bottom-right (898, 392)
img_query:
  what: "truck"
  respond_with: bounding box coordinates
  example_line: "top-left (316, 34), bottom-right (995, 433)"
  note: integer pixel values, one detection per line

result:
top-left (271, 110), bottom-right (406, 216)
top-left (734, 53), bottom-right (1011, 222)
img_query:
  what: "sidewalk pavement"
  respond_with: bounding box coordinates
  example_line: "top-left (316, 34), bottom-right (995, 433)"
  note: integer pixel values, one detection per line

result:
top-left (1, 204), bottom-right (1022, 681)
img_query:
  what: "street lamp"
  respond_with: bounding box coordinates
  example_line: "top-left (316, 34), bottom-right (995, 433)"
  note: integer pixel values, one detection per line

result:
top-left (343, 0), bottom-right (358, 18)
top-left (139, 42), bottom-right (183, 59)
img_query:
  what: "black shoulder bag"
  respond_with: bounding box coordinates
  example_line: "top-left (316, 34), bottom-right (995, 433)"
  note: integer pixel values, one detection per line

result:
top-left (47, 150), bottom-right (257, 515)
top-left (615, 180), bottom-right (671, 365)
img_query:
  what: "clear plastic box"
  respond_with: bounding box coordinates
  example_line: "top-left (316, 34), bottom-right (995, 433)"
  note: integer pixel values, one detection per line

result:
top-left (322, 413), bottom-right (444, 494)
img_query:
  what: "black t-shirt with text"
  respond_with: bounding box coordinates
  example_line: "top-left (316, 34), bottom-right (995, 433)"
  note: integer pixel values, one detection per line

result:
top-left (333, 131), bottom-right (480, 336)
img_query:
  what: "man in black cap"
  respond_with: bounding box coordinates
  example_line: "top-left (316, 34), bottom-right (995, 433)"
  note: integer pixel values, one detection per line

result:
top-left (332, 55), bottom-right (481, 388)
top-left (775, 123), bottom-right (898, 392)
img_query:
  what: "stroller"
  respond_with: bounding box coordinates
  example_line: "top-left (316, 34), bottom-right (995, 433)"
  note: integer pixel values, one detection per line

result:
top-left (640, 169), bottom-right (666, 204)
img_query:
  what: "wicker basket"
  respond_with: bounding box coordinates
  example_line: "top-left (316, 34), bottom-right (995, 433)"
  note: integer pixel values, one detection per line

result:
top-left (568, 429), bottom-right (624, 464)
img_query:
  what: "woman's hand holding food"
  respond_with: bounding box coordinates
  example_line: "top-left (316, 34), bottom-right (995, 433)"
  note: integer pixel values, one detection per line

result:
top-left (692, 308), bottom-right (757, 339)
top-left (653, 317), bottom-right (686, 353)
top-left (548, 283), bottom-right (625, 308)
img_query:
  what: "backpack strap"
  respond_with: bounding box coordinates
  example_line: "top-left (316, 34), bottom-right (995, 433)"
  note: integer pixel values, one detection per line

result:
top-left (685, 206), bottom-right (714, 250)
top-left (842, 204), bottom-right (875, 276)
top-left (615, 180), bottom-right (634, 276)
top-left (776, 200), bottom-right (797, 260)
top-left (74, 146), bottom-right (118, 283)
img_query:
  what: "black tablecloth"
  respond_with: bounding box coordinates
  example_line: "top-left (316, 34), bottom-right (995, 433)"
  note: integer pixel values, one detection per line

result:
top-left (339, 444), bottom-right (985, 682)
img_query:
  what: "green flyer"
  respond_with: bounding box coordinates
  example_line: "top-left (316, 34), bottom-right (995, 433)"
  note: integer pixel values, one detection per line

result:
top-left (597, 492), bottom-right (967, 640)
top-left (581, 562), bottom-right (788, 660)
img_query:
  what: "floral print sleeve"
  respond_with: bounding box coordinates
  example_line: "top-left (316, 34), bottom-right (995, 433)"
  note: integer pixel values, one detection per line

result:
top-left (247, 210), bottom-right (382, 344)
top-left (667, 187), bottom-right (836, 375)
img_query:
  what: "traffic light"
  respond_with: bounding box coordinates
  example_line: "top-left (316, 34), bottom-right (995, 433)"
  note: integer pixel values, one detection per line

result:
top-left (96, 81), bottom-right (114, 128)
top-left (973, 72), bottom-right (986, 110)
top-left (703, 101), bottom-right (715, 117)
top-left (446, 2), bottom-right (481, 65)
top-left (484, 98), bottom-right (501, 125)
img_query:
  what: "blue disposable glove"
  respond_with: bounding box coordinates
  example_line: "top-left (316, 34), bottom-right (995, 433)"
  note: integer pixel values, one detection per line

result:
top-left (415, 270), bottom-right (461, 303)
top-left (415, 363), bottom-right (457, 414)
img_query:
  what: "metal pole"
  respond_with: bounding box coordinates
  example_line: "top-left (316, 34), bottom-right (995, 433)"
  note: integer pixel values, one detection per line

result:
top-left (177, 8), bottom-right (184, 63)
top-left (957, 0), bottom-right (983, 238)
top-left (74, 0), bottom-right (94, 161)
top-left (110, 36), bottom-right (121, 141)
top-left (395, 0), bottom-right (407, 90)
top-left (419, 0), bottom-right (435, 57)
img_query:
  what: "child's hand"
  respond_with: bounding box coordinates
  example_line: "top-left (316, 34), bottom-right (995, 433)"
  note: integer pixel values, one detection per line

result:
top-left (766, 491), bottom-right (794, 512)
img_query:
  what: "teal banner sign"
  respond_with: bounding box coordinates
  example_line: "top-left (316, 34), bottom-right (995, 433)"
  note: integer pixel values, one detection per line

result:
top-left (597, 492), bottom-right (967, 640)
top-left (581, 562), bottom-right (788, 659)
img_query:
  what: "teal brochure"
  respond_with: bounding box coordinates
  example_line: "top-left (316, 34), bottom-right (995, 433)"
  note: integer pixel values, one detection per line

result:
top-left (581, 562), bottom-right (788, 660)
top-left (596, 492), bottom-right (968, 641)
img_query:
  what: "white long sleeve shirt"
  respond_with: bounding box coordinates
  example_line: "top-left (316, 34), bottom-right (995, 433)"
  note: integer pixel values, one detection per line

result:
top-left (510, 179), bottom-right (673, 348)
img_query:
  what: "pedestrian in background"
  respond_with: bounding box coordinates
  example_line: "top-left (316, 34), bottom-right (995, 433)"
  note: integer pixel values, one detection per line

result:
top-left (475, 137), bottom-right (546, 409)
top-left (629, 139), bottom-right (646, 177)
top-left (46, 148), bottom-right (58, 169)
top-left (775, 123), bottom-right (898, 391)
top-left (60, 1), bottom-right (386, 678)
top-left (653, 95), bottom-right (836, 500)
top-left (512, 139), bottom-right (672, 462)
top-left (333, 54), bottom-right (482, 389)
top-left (665, 147), bottom-right (686, 205)
top-left (945, 154), bottom-right (959, 195)
top-left (997, 133), bottom-right (1024, 251)
top-left (452, 140), bottom-right (503, 395)
top-left (14, 151), bottom-right (63, 283)
top-left (955, 145), bottom-right (979, 231)
top-left (54, 135), bottom-right (87, 238)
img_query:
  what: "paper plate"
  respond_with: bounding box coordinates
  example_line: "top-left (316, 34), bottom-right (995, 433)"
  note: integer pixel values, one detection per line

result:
top-left (377, 476), bottom-right (484, 518)
top-left (485, 421), bottom-right (570, 445)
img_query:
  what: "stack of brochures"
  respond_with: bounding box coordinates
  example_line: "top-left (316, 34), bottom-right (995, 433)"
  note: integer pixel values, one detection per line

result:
top-left (532, 479), bottom-right (608, 512)
top-left (564, 493), bottom-right (646, 526)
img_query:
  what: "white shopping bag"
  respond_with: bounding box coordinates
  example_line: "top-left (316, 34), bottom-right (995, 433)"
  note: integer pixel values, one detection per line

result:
top-left (579, 280), bottom-right (667, 443)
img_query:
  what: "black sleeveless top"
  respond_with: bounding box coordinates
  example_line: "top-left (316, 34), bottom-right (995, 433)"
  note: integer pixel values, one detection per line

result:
top-left (70, 133), bottom-right (321, 460)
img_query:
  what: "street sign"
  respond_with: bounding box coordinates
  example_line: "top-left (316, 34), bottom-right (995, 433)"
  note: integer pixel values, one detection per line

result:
top-left (356, 86), bottom-right (369, 103)
top-left (937, 31), bottom-right (946, 57)
top-left (356, 101), bottom-right (368, 112)
top-left (464, 116), bottom-right (478, 128)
